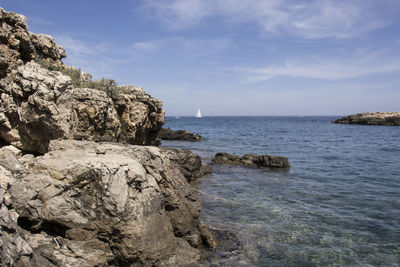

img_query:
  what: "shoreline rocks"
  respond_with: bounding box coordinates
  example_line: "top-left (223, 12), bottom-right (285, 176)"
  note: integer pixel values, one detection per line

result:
top-left (332, 112), bottom-right (400, 126)
top-left (0, 140), bottom-right (213, 266)
top-left (159, 128), bottom-right (202, 141)
top-left (0, 8), bottom-right (215, 266)
top-left (161, 147), bottom-right (212, 182)
top-left (212, 152), bottom-right (290, 169)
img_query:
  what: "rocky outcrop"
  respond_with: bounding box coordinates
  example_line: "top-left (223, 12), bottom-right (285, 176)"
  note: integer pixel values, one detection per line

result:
top-left (0, 8), bottom-right (164, 153)
top-left (212, 152), bottom-right (290, 169)
top-left (0, 8), bottom-right (219, 266)
top-left (161, 148), bottom-right (212, 182)
top-left (0, 140), bottom-right (214, 266)
top-left (333, 112), bottom-right (400, 126)
top-left (159, 128), bottom-right (202, 141)
top-left (0, 8), bottom-right (65, 79)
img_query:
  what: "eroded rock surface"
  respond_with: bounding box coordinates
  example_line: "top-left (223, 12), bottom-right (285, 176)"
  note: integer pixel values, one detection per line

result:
top-left (332, 112), bottom-right (400, 126)
top-left (0, 140), bottom-right (211, 266)
top-left (159, 128), bottom-right (202, 141)
top-left (161, 147), bottom-right (212, 182)
top-left (0, 8), bottom-right (164, 153)
top-left (212, 152), bottom-right (290, 169)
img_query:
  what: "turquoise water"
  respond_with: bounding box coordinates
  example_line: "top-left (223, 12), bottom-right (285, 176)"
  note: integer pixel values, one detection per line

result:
top-left (162, 116), bottom-right (400, 266)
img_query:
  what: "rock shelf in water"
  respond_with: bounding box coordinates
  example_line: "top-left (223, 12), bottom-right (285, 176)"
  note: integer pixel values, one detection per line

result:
top-left (332, 112), bottom-right (400, 126)
top-left (212, 152), bottom-right (290, 169)
top-left (159, 127), bottom-right (202, 141)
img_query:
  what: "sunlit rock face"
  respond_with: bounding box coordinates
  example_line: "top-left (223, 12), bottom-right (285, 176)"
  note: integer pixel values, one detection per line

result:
top-left (0, 8), bottom-right (164, 153)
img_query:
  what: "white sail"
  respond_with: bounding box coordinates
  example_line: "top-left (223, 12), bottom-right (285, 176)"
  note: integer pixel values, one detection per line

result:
top-left (196, 108), bottom-right (202, 118)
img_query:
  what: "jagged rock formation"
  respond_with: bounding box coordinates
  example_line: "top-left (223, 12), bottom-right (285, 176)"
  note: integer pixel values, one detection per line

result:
top-left (0, 8), bottom-right (65, 79)
top-left (161, 148), bottom-right (212, 182)
top-left (0, 8), bottom-right (216, 267)
top-left (332, 112), bottom-right (400, 126)
top-left (212, 152), bottom-right (290, 169)
top-left (159, 128), bottom-right (202, 141)
top-left (0, 141), bottom-right (214, 266)
top-left (0, 8), bottom-right (164, 153)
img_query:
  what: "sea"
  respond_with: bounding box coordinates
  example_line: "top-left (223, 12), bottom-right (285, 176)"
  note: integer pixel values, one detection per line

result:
top-left (161, 116), bottom-right (400, 266)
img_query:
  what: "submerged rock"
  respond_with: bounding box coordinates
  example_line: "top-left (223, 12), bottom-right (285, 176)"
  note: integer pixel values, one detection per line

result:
top-left (212, 152), bottom-right (290, 169)
top-left (159, 127), bottom-right (202, 141)
top-left (0, 140), bottom-right (211, 266)
top-left (333, 112), bottom-right (400, 126)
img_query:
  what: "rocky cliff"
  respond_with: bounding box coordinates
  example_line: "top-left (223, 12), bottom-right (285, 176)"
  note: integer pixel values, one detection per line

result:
top-left (0, 8), bottom-right (213, 266)
top-left (0, 8), bottom-right (164, 153)
top-left (332, 112), bottom-right (400, 126)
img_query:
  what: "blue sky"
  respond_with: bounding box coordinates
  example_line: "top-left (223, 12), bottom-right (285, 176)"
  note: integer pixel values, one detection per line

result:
top-left (2, 0), bottom-right (400, 115)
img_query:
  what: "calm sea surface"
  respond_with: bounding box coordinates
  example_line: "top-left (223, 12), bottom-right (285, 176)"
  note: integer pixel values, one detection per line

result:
top-left (162, 116), bottom-right (400, 266)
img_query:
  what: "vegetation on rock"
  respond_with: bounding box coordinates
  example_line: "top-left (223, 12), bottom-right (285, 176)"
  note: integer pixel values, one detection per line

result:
top-left (35, 56), bottom-right (127, 97)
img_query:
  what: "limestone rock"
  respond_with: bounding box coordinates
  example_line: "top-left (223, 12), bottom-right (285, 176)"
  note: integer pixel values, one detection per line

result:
top-left (161, 147), bottom-right (212, 182)
top-left (0, 8), bottom-right (165, 153)
top-left (1, 140), bottom-right (206, 266)
top-left (332, 112), bottom-right (400, 126)
top-left (0, 8), bottom-right (65, 78)
top-left (212, 152), bottom-right (290, 169)
top-left (111, 85), bottom-right (164, 146)
top-left (0, 61), bottom-right (73, 153)
top-left (159, 127), bottom-right (202, 141)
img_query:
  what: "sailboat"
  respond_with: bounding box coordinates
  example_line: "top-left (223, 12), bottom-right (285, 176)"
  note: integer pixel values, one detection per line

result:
top-left (196, 108), bottom-right (202, 118)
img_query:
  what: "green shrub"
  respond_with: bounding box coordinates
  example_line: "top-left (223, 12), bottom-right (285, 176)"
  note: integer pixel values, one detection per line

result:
top-left (35, 56), bottom-right (125, 97)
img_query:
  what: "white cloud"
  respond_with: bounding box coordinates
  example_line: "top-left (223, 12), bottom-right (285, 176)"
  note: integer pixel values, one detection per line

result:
top-left (130, 36), bottom-right (230, 57)
top-left (54, 35), bottom-right (128, 80)
top-left (142, 0), bottom-right (398, 39)
top-left (233, 52), bottom-right (400, 81)
top-left (132, 41), bottom-right (159, 51)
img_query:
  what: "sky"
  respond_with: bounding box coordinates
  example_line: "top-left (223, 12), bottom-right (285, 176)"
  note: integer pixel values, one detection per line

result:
top-left (2, 0), bottom-right (400, 116)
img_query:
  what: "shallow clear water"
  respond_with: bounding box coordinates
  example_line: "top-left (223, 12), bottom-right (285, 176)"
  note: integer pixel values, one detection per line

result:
top-left (162, 116), bottom-right (400, 266)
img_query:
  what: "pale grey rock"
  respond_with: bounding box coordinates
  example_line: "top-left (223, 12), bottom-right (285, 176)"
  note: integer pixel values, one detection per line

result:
top-left (2, 140), bottom-right (205, 266)
top-left (1, 8), bottom-right (165, 153)
top-left (0, 61), bottom-right (73, 153)
top-left (0, 147), bottom-right (25, 173)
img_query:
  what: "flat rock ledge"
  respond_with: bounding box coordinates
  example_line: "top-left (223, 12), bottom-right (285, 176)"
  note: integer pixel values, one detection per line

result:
top-left (159, 128), bottom-right (202, 141)
top-left (333, 112), bottom-right (400, 126)
top-left (212, 152), bottom-right (290, 169)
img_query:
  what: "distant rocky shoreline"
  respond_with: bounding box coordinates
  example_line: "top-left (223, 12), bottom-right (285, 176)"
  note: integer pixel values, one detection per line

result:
top-left (333, 112), bottom-right (400, 126)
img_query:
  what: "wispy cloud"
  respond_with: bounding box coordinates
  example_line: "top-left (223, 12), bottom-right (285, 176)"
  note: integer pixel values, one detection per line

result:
top-left (130, 36), bottom-right (230, 57)
top-left (233, 51), bottom-right (400, 81)
top-left (132, 41), bottom-right (159, 51)
top-left (54, 35), bottom-right (128, 79)
top-left (142, 0), bottom-right (398, 39)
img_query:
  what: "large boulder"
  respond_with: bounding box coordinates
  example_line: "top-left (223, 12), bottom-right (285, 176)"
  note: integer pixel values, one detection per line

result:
top-left (332, 112), bottom-right (400, 126)
top-left (161, 147), bottom-right (212, 182)
top-left (0, 140), bottom-right (209, 266)
top-left (212, 152), bottom-right (290, 169)
top-left (0, 8), bottom-right (164, 153)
